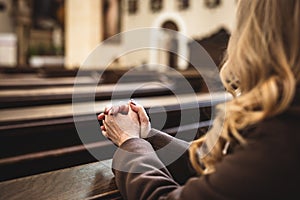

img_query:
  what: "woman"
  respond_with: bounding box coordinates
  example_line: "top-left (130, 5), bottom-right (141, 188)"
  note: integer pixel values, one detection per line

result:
top-left (98, 0), bottom-right (300, 199)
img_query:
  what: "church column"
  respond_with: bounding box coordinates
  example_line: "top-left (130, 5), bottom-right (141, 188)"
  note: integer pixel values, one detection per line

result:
top-left (65, 0), bottom-right (102, 69)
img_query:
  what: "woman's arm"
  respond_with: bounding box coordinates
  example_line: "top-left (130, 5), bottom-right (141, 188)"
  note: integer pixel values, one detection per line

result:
top-left (98, 101), bottom-right (197, 184)
top-left (146, 128), bottom-right (197, 184)
top-left (112, 138), bottom-right (180, 200)
top-left (112, 137), bottom-right (232, 200)
top-left (99, 102), bottom-right (277, 200)
top-left (112, 131), bottom-right (282, 200)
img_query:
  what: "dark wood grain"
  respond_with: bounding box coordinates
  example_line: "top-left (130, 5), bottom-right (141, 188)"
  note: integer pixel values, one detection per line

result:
top-left (0, 159), bottom-right (122, 200)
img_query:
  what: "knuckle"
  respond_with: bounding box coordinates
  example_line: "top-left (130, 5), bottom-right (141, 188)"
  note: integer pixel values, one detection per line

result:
top-left (141, 117), bottom-right (149, 124)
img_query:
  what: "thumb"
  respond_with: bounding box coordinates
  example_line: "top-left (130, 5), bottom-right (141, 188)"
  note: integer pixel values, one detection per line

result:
top-left (129, 102), bottom-right (151, 138)
top-left (129, 102), bottom-right (150, 125)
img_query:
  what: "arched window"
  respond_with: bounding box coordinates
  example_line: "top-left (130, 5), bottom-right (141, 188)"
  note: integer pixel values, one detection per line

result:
top-left (161, 21), bottom-right (179, 68)
top-left (204, 0), bottom-right (221, 9)
top-left (151, 0), bottom-right (163, 13)
top-left (128, 0), bottom-right (138, 14)
top-left (102, 0), bottom-right (122, 42)
top-left (178, 0), bottom-right (189, 10)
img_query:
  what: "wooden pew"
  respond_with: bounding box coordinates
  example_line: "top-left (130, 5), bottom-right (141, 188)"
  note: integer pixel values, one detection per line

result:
top-left (0, 81), bottom-right (174, 108)
top-left (0, 92), bottom-right (230, 181)
top-left (0, 121), bottom-right (212, 200)
top-left (0, 159), bottom-right (121, 200)
top-left (0, 68), bottom-right (205, 108)
top-left (0, 75), bottom-right (97, 89)
top-left (0, 68), bottom-right (164, 90)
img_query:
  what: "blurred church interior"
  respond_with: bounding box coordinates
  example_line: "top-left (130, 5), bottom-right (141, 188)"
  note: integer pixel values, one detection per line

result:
top-left (0, 0), bottom-right (235, 199)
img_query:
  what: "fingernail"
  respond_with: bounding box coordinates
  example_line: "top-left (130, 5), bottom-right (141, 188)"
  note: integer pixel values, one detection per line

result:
top-left (104, 107), bottom-right (112, 115)
top-left (130, 99), bottom-right (136, 105)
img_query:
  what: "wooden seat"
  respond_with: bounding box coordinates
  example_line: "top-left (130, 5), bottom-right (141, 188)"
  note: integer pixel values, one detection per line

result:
top-left (0, 159), bottom-right (122, 200)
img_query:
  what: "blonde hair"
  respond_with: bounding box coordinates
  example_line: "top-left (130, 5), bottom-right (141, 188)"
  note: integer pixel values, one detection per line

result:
top-left (190, 0), bottom-right (300, 174)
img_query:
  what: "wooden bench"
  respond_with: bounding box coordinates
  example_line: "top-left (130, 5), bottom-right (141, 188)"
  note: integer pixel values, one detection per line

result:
top-left (0, 93), bottom-right (230, 181)
top-left (0, 81), bottom-right (174, 108)
top-left (0, 68), bottom-right (205, 108)
top-left (0, 159), bottom-right (122, 200)
top-left (0, 74), bottom-right (96, 89)
top-left (0, 92), bottom-right (230, 181)
top-left (0, 93), bottom-right (230, 199)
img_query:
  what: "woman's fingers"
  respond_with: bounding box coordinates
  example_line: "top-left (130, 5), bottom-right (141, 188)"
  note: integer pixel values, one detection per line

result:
top-left (101, 120), bottom-right (108, 137)
top-left (100, 125), bottom-right (106, 131)
top-left (108, 104), bottom-right (130, 115)
top-left (129, 101), bottom-right (151, 138)
top-left (117, 104), bottom-right (129, 114)
top-left (102, 130), bottom-right (108, 138)
top-left (129, 102), bottom-right (150, 124)
top-left (99, 101), bottom-right (150, 144)
top-left (98, 113), bottom-right (105, 120)
top-left (104, 105), bottom-right (112, 115)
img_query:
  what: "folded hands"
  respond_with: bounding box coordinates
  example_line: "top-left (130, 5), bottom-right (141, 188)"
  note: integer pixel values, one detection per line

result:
top-left (98, 100), bottom-right (151, 146)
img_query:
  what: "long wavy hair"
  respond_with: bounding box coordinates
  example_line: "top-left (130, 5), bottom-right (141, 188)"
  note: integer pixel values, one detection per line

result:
top-left (190, 0), bottom-right (300, 174)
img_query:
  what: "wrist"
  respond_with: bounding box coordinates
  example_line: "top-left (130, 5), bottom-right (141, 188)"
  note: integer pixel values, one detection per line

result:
top-left (140, 123), bottom-right (151, 138)
top-left (119, 135), bottom-right (139, 146)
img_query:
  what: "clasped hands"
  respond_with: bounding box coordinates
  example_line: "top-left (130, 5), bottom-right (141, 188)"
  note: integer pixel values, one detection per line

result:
top-left (97, 100), bottom-right (151, 146)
